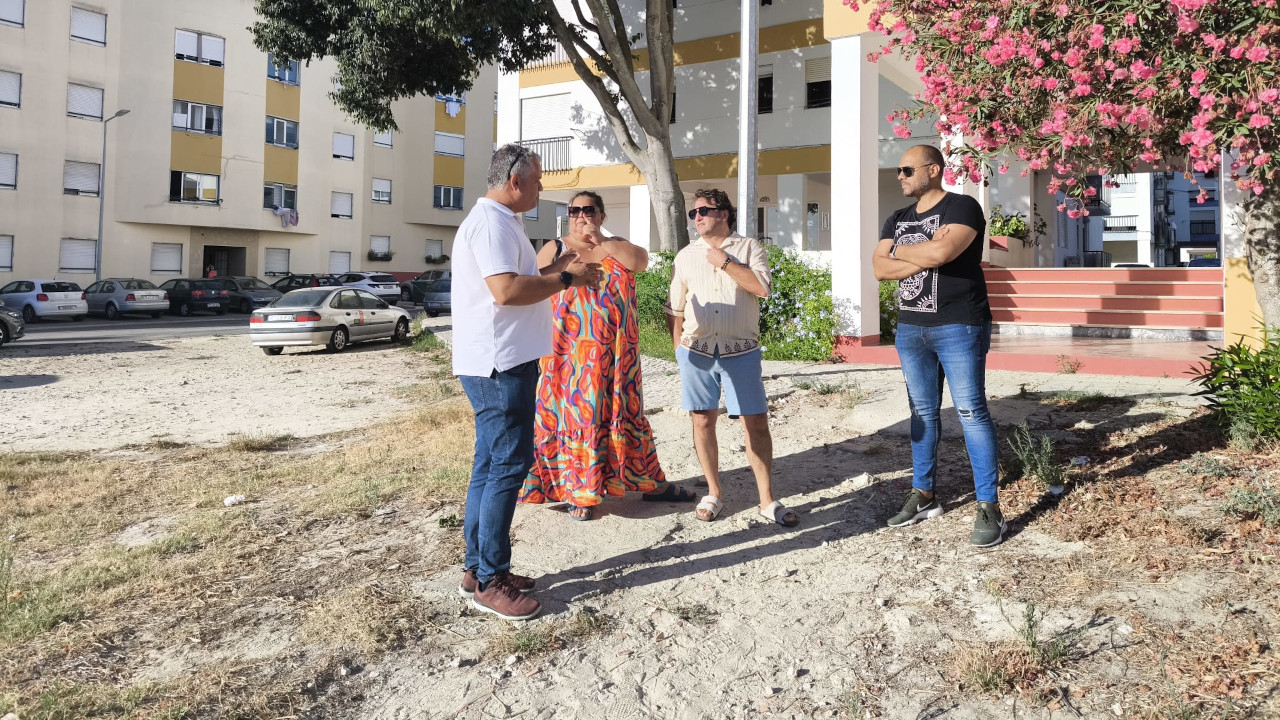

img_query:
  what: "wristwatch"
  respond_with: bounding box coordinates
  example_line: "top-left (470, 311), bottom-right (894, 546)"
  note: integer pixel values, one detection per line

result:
top-left (889, 244), bottom-right (899, 259)
top-left (559, 270), bottom-right (573, 289)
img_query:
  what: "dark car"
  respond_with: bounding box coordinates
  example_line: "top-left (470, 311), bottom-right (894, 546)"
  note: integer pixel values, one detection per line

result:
top-left (1187, 257), bottom-right (1221, 267)
top-left (420, 278), bottom-right (452, 317)
top-left (158, 278), bottom-right (231, 316)
top-left (218, 276), bottom-right (283, 313)
top-left (0, 298), bottom-right (24, 347)
top-left (400, 269), bottom-right (451, 303)
top-left (270, 274), bottom-right (342, 292)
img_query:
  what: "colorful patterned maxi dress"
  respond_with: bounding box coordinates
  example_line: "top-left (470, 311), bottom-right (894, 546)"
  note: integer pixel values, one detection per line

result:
top-left (519, 253), bottom-right (667, 508)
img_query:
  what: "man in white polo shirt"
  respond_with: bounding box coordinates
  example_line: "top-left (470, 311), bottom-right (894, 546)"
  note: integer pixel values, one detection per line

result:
top-left (452, 144), bottom-right (602, 621)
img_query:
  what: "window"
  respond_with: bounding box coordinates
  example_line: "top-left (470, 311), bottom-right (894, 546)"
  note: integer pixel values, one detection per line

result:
top-left (372, 178), bottom-right (392, 204)
top-left (263, 182), bottom-right (297, 210)
top-left (267, 53), bottom-right (299, 84)
top-left (758, 65), bottom-right (773, 114)
top-left (0, 235), bottom-right (11, 271)
top-left (331, 191), bottom-right (353, 218)
top-left (434, 131), bottom-right (465, 157)
top-left (70, 7), bottom-right (106, 46)
top-left (1112, 174), bottom-right (1137, 194)
top-left (67, 83), bottom-right (103, 119)
top-left (332, 132), bottom-right (354, 159)
top-left (265, 116), bottom-right (299, 149)
top-left (150, 242), bottom-right (182, 273)
top-left (526, 203), bottom-right (539, 221)
top-left (173, 100), bottom-right (222, 135)
top-left (328, 251), bottom-right (351, 274)
top-left (373, 130), bottom-right (393, 147)
top-left (59, 238), bottom-right (96, 273)
top-left (0, 152), bottom-right (14, 189)
top-left (0, 70), bottom-right (18, 107)
top-left (426, 238), bottom-right (444, 259)
top-left (433, 185), bottom-right (462, 210)
top-left (264, 248), bottom-right (290, 276)
top-left (0, 0), bottom-right (23, 28)
top-left (520, 94), bottom-right (572, 140)
top-left (805, 57), bottom-right (831, 109)
top-left (370, 235), bottom-right (391, 255)
top-left (63, 161), bottom-right (100, 196)
top-left (169, 170), bottom-right (220, 203)
top-left (175, 29), bottom-right (224, 66)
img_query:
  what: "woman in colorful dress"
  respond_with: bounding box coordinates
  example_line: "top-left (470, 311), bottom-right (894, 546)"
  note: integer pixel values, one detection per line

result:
top-left (519, 191), bottom-right (695, 520)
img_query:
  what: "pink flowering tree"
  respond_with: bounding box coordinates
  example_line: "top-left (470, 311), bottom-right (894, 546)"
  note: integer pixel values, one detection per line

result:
top-left (848, 0), bottom-right (1280, 327)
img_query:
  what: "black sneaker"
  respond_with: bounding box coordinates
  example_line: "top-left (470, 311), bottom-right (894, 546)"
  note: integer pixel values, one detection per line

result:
top-left (971, 501), bottom-right (1007, 547)
top-left (887, 489), bottom-right (943, 528)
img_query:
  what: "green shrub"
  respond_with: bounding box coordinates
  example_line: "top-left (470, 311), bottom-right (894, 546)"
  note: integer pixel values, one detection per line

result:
top-left (1222, 484), bottom-right (1280, 527)
top-left (880, 280), bottom-right (899, 342)
top-left (759, 246), bottom-right (835, 361)
top-left (634, 250), bottom-right (675, 329)
top-left (1007, 421), bottom-right (1066, 489)
top-left (1193, 326), bottom-right (1280, 440)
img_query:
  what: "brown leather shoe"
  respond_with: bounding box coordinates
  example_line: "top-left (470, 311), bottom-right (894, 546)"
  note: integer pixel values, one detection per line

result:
top-left (471, 575), bottom-right (542, 621)
top-left (458, 570), bottom-right (536, 599)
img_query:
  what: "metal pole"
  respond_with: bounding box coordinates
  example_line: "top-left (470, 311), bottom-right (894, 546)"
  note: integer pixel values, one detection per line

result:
top-left (736, 0), bottom-right (759, 239)
top-left (95, 109), bottom-right (129, 282)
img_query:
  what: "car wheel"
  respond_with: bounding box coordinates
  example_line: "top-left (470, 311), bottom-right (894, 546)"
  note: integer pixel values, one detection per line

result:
top-left (401, 287), bottom-right (411, 302)
top-left (239, 299), bottom-right (252, 314)
top-left (105, 303), bottom-right (120, 320)
top-left (0, 323), bottom-right (7, 346)
top-left (327, 326), bottom-right (349, 353)
top-left (151, 312), bottom-right (164, 319)
top-left (178, 302), bottom-right (192, 317)
top-left (21, 305), bottom-right (36, 324)
top-left (262, 346), bottom-right (284, 356)
top-left (392, 317), bottom-right (410, 344)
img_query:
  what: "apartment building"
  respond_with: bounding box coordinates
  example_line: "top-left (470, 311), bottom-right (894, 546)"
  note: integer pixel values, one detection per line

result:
top-left (0, 0), bottom-right (494, 283)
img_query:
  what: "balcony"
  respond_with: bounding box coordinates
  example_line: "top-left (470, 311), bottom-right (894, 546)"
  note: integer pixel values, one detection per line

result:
top-left (1103, 215), bottom-right (1138, 231)
top-left (525, 45), bottom-right (570, 70)
top-left (519, 136), bottom-right (572, 172)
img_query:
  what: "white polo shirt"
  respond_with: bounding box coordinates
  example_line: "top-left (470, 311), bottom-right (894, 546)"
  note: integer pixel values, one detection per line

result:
top-left (451, 197), bottom-right (553, 377)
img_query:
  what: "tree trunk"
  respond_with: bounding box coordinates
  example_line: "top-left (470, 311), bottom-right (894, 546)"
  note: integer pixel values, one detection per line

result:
top-left (1242, 185), bottom-right (1280, 330)
top-left (644, 138), bottom-right (688, 252)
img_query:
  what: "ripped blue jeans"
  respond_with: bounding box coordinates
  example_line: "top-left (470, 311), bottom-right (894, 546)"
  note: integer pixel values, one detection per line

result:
top-left (894, 322), bottom-right (999, 504)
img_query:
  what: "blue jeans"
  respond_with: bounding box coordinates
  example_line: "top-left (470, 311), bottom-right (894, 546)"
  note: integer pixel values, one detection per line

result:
top-left (459, 360), bottom-right (539, 584)
top-left (895, 322), bottom-right (999, 504)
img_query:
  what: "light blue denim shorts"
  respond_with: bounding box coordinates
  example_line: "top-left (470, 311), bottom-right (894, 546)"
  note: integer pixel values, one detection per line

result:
top-left (676, 346), bottom-right (768, 416)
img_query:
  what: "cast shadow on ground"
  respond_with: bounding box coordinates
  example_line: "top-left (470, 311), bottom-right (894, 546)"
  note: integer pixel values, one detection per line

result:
top-left (0, 374), bottom-right (60, 390)
top-left (3, 342), bottom-right (168, 359)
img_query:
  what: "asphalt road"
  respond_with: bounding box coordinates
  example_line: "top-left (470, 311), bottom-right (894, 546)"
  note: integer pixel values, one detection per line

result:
top-left (16, 312), bottom-right (253, 346)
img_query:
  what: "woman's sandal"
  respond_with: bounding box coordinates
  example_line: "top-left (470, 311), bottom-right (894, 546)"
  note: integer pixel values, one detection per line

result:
top-left (758, 501), bottom-right (800, 527)
top-left (568, 505), bottom-right (595, 521)
top-left (695, 496), bottom-right (723, 522)
top-left (642, 483), bottom-right (698, 503)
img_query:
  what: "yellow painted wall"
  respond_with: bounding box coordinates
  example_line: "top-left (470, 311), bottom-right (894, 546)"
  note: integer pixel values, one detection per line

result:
top-left (265, 81), bottom-right (301, 121)
top-left (435, 102), bottom-right (467, 135)
top-left (1224, 258), bottom-right (1264, 345)
top-left (170, 132), bottom-right (223, 175)
top-left (541, 146), bottom-right (831, 191)
top-left (172, 60), bottom-right (224, 106)
top-left (823, 0), bottom-right (876, 40)
top-left (263, 144), bottom-right (298, 186)
top-left (433, 154), bottom-right (466, 188)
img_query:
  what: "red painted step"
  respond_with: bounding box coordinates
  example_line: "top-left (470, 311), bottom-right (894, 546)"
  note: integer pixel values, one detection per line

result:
top-left (988, 294), bottom-right (1223, 313)
top-left (991, 308), bottom-right (1223, 328)
top-left (986, 281), bottom-right (1224, 297)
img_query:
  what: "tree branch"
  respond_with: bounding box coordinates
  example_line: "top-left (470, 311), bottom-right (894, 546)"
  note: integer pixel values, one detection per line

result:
top-left (645, 0), bottom-right (675, 125)
top-left (580, 0), bottom-right (663, 138)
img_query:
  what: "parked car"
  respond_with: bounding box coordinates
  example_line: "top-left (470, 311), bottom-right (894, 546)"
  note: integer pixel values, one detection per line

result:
top-left (0, 279), bottom-right (88, 323)
top-left (157, 278), bottom-right (231, 316)
top-left (1187, 257), bottom-right (1222, 267)
top-left (0, 298), bottom-right (24, 347)
top-left (249, 287), bottom-right (412, 355)
top-left (84, 278), bottom-right (170, 319)
top-left (1112, 263), bottom-right (1151, 268)
top-left (420, 278), bottom-right (452, 317)
top-left (270, 274), bottom-right (342, 292)
top-left (400, 269), bottom-right (452, 303)
top-left (336, 272), bottom-right (403, 305)
top-left (218, 276), bottom-right (283, 313)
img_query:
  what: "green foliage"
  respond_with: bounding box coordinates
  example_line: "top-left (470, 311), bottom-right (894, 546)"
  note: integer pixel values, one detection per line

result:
top-left (1222, 484), bottom-right (1280, 527)
top-left (634, 251), bottom-right (676, 329)
top-left (1007, 421), bottom-right (1066, 489)
top-left (759, 246), bottom-right (835, 361)
top-left (988, 206), bottom-right (1048, 245)
top-left (1193, 326), bottom-right (1280, 440)
top-left (879, 280), bottom-right (899, 342)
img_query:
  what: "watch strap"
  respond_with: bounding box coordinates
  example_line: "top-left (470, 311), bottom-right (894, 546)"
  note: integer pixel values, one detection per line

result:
top-left (720, 258), bottom-right (732, 270)
top-left (559, 270), bottom-right (573, 289)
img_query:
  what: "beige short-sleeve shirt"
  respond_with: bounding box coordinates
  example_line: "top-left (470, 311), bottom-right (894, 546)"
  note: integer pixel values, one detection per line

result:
top-left (665, 233), bottom-right (771, 358)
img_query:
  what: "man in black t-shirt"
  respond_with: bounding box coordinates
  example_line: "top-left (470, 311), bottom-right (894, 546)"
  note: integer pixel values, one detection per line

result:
top-left (872, 145), bottom-right (1005, 547)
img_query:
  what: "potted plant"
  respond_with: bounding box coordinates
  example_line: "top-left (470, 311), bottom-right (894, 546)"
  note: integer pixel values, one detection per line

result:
top-left (424, 254), bottom-right (450, 265)
top-left (989, 206), bottom-right (1046, 248)
top-left (367, 249), bottom-right (395, 261)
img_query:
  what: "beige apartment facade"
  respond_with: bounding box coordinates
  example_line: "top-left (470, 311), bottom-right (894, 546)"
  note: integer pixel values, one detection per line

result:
top-left (0, 0), bottom-right (493, 284)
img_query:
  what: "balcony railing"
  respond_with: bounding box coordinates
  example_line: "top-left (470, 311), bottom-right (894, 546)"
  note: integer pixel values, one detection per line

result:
top-left (525, 45), bottom-right (570, 70)
top-left (1103, 215), bottom-right (1138, 232)
top-left (519, 136), bottom-right (572, 172)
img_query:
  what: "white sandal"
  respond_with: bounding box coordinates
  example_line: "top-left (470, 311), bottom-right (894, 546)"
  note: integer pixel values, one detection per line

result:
top-left (695, 496), bottom-right (723, 522)
top-left (758, 501), bottom-right (800, 527)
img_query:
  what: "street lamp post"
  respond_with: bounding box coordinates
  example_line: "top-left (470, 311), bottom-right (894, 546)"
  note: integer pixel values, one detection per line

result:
top-left (95, 108), bottom-right (130, 282)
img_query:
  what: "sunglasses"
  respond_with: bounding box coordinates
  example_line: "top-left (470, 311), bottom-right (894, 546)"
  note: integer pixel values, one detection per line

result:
top-left (896, 163), bottom-right (938, 178)
top-left (687, 206), bottom-right (721, 220)
top-left (505, 146), bottom-right (531, 181)
top-left (567, 206), bottom-right (600, 217)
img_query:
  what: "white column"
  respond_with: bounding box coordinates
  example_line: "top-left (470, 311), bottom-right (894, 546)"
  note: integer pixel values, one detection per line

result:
top-left (830, 34), bottom-right (882, 344)
top-left (496, 71), bottom-right (521, 146)
top-left (629, 184), bottom-right (657, 250)
top-left (775, 174), bottom-right (806, 250)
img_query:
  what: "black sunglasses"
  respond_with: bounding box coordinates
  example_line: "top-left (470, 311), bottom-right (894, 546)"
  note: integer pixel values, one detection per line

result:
top-left (505, 146), bottom-right (531, 181)
top-left (687, 206), bottom-right (721, 220)
top-left (896, 163), bottom-right (938, 178)
top-left (567, 206), bottom-right (600, 217)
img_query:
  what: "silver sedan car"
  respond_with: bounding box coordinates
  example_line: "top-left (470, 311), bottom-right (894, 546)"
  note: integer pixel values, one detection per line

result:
top-left (84, 278), bottom-right (170, 319)
top-left (249, 287), bottom-right (412, 355)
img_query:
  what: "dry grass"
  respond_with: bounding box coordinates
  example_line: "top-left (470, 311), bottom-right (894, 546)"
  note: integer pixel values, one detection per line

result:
top-left (225, 432), bottom-right (296, 452)
top-left (485, 609), bottom-right (611, 660)
top-left (301, 581), bottom-right (434, 654)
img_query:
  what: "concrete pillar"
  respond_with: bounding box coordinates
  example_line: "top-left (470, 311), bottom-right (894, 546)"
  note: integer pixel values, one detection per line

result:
top-left (629, 184), bottom-right (657, 251)
top-left (774, 173), bottom-right (806, 250)
top-left (496, 71), bottom-right (521, 146)
top-left (830, 34), bottom-right (883, 350)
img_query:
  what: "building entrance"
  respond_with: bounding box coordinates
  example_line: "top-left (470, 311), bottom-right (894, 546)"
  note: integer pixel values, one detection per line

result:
top-left (202, 246), bottom-right (247, 278)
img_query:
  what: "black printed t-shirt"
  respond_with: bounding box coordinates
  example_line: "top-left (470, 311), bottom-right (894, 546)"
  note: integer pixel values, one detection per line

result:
top-left (880, 192), bottom-right (992, 327)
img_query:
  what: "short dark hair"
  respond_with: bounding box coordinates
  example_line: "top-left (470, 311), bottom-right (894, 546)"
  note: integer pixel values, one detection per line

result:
top-left (914, 144), bottom-right (946, 169)
top-left (692, 188), bottom-right (736, 228)
top-left (570, 190), bottom-right (605, 215)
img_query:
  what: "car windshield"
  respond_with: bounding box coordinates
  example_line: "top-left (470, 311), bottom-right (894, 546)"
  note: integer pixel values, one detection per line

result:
top-left (274, 289), bottom-right (332, 308)
top-left (317, 276), bottom-right (342, 286)
top-left (42, 282), bottom-right (81, 292)
top-left (238, 278), bottom-right (271, 289)
top-left (427, 280), bottom-right (451, 292)
top-left (125, 280), bottom-right (158, 290)
top-left (369, 274), bottom-right (398, 284)
top-left (194, 280), bottom-right (224, 290)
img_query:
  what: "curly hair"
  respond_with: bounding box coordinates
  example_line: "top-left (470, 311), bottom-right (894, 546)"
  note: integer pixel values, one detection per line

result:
top-left (692, 188), bottom-right (736, 228)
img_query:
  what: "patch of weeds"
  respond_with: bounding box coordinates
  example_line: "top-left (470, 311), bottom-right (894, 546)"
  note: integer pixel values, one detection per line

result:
top-left (408, 330), bottom-right (446, 354)
top-left (436, 514), bottom-right (461, 529)
top-left (1178, 453), bottom-right (1236, 479)
top-left (225, 433), bottom-right (294, 453)
top-left (1227, 418), bottom-right (1260, 452)
top-left (151, 531), bottom-right (201, 557)
top-left (396, 382), bottom-right (460, 403)
top-left (662, 602), bottom-right (715, 626)
top-left (836, 685), bottom-right (865, 719)
top-left (487, 609), bottom-right (611, 659)
top-left (638, 321), bottom-right (676, 362)
top-left (952, 602), bottom-right (1084, 695)
top-left (1006, 421), bottom-right (1066, 490)
top-left (1056, 354), bottom-right (1083, 374)
top-left (1007, 601), bottom-right (1081, 667)
top-left (3, 682), bottom-right (165, 720)
top-left (1017, 383), bottom-right (1033, 398)
top-left (301, 583), bottom-right (430, 654)
top-left (148, 439), bottom-right (187, 450)
top-left (1042, 390), bottom-right (1118, 411)
top-left (952, 643), bottom-right (1021, 693)
top-left (0, 547), bottom-right (83, 644)
top-left (1222, 484), bottom-right (1280, 527)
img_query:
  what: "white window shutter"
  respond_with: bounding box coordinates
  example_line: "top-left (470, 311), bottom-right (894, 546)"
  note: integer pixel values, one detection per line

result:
top-left (434, 132), bottom-right (465, 156)
top-left (0, 153), bottom-right (15, 187)
top-left (520, 94), bottom-right (571, 140)
top-left (370, 235), bottom-right (391, 254)
top-left (426, 238), bottom-right (444, 257)
top-left (331, 192), bottom-right (353, 217)
top-left (70, 7), bottom-right (106, 45)
top-left (333, 132), bottom-right (354, 158)
top-left (373, 130), bottom-right (393, 147)
top-left (175, 29), bottom-right (198, 59)
top-left (59, 238), bottom-right (96, 272)
top-left (67, 83), bottom-right (103, 118)
top-left (805, 57), bottom-right (832, 84)
top-left (0, 235), bottom-right (12, 270)
top-left (63, 161), bottom-right (100, 194)
top-left (0, 0), bottom-right (23, 26)
top-left (203, 35), bottom-right (224, 64)
top-left (264, 248), bottom-right (290, 275)
top-left (150, 242), bottom-right (182, 272)
top-left (0, 70), bottom-right (18, 105)
top-left (328, 251), bottom-right (351, 274)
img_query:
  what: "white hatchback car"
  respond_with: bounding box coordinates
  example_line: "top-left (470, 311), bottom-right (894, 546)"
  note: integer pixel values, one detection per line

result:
top-left (336, 272), bottom-right (403, 305)
top-left (0, 279), bottom-right (88, 323)
top-left (249, 287), bottom-right (412, 355)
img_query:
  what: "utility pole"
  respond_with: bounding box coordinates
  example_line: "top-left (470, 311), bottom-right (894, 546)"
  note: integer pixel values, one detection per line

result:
top-left (736, 0), bottom-right (759, 239)
top-left (95, 108), bottom-right (130, 281)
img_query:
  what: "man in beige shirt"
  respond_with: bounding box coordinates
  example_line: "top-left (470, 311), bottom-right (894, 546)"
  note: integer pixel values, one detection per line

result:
top-left (665, 188), bottom-right (799, 527)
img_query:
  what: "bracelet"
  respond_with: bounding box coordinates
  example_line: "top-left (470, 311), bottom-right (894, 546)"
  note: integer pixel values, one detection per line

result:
top-left (889, 244), bottom-right (898, 259)
top-left (720, 258), bottom-right (732, 271)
